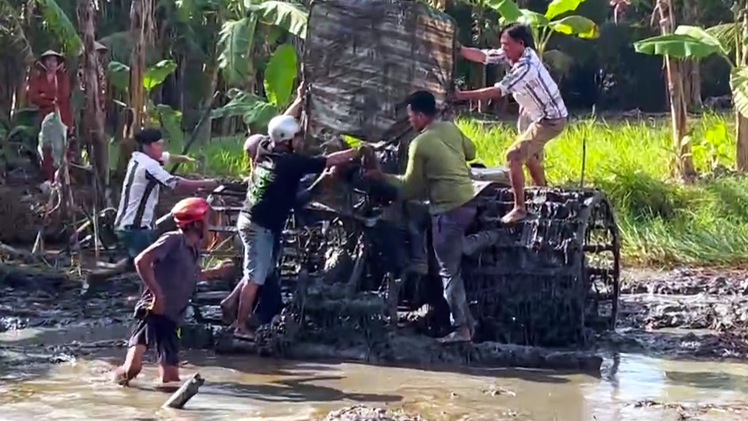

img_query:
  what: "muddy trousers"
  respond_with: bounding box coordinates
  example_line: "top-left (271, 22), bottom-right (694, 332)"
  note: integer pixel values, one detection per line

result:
top-left (432, 204), bottom-right (476, 332)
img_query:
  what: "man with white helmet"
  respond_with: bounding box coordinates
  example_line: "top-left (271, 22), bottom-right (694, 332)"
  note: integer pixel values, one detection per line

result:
top-left (219, 83), bottom-right (316, 329)
top-left (228, 113), bottom-right (361, 340)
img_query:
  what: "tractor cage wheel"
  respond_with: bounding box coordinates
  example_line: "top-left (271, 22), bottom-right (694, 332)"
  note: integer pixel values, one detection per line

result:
top-left (463, 185), bottom-right (620, 348)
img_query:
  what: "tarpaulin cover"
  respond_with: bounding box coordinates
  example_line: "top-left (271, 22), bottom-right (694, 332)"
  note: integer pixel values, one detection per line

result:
top-left (303, 0), bottom-right (457, 143)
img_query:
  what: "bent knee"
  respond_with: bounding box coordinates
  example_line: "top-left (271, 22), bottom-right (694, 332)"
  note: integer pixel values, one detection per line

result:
top-left (506, 149), bottom-right (523, 163)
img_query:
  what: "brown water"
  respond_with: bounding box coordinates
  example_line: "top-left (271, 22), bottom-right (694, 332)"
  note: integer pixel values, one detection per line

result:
top-left (2, 326), bottom-right (748, 420)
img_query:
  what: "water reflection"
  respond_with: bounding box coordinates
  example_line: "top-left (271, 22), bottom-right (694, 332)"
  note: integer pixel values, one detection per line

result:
top-left (1, 350), bottom-right (747, 420)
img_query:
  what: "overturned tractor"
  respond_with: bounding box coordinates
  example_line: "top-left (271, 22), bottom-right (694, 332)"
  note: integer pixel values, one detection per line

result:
top-left (201, 0), bottom-right (620, 351)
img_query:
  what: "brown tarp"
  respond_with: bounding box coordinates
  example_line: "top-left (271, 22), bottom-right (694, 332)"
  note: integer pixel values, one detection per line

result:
top-left (303, 0), bottom-right (457, 144)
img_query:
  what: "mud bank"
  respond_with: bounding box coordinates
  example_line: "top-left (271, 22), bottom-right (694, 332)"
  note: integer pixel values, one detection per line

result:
top-left (5, 264), bottom-right (748, 369)
top-left (0, 264), bottom-right (603, 374)
top-left (323, 406), bottom-right (426, 421)
top-left (606, 268), bottom-right (748, 359)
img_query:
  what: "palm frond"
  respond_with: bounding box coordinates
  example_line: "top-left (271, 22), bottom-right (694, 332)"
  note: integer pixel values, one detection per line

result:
top-left (34, 0), bottom-right (82, 56)
top-left (0, 0), bottom-right (34, 63)
top-left (218, 16), bottom-right (257, 86)
top-left (706, 23), bottom-right (738, 58)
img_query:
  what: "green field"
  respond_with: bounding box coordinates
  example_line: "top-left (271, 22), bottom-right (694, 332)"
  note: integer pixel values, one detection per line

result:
top-left (164, 112), bottom-right (746, 267)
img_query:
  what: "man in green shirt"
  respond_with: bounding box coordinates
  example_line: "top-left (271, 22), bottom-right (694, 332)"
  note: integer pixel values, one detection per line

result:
top-left (365, 90), bottom-right (477, 343)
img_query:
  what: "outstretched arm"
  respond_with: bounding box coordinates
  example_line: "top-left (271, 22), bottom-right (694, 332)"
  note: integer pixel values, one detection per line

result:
top-left (456, 60), bottom-right (533, 102)
top-left (460, 46), bottom-right (508, 66)
top-left (454, 86), bottom-right (504, 102)
top-left (383, 139), bottom-right (425, 200)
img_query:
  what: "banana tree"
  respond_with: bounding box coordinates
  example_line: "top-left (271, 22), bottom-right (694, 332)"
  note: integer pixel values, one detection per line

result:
top-left (485, 0), bottom-right (599, 76)
top-left (211, 42), bottom-right (298, 130)
top-left (107, 59), bottom-right (183, 144)
top-left (217, 0), bottom-right (307, 87)
top-left (634, 20), bottom-right (748, 173)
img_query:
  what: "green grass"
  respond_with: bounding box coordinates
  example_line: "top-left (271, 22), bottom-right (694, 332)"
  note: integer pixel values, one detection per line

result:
top-left (161, 111), bottom-right (748, 268)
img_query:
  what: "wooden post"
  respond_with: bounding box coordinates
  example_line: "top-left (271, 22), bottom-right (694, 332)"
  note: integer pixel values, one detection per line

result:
top-left (162, 372), bottom-right (205, 409)
top-left (735, 7), bottom-right (748, 173)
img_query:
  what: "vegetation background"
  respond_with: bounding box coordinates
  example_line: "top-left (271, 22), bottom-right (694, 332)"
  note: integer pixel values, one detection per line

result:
top-left (0, 0), bottom-right (746, 267)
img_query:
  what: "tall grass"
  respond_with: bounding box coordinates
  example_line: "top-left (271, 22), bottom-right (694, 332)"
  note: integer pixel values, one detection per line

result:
top-left (161, 112), bottom-right (747, 267)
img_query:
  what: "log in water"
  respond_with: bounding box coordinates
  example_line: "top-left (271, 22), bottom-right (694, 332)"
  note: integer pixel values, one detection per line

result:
top-left (161, 372), bottom-right (205, 409)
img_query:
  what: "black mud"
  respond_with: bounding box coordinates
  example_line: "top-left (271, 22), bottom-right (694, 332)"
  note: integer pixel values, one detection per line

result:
top-left (4, 265), bottom-right (748, 387)
top-left (605, 268), bottom-right (748, 359)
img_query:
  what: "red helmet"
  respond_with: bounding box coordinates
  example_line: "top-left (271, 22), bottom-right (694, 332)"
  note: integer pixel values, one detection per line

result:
top-left (172, 197), bottom-right (211, 228)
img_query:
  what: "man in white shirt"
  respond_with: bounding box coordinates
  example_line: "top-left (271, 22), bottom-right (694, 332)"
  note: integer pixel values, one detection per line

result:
top-left (115, 128), bottom-right (218, 260)
top-left (455, 23), bottom-right (568, 224)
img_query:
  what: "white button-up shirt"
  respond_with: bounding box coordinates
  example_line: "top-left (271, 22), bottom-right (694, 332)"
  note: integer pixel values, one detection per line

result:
top-left (481, 47), bottom-right (568, 123)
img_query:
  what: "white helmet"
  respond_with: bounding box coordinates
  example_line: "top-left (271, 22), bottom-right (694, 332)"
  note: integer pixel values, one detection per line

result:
top-left (268, 115), bottom-right (301, 143)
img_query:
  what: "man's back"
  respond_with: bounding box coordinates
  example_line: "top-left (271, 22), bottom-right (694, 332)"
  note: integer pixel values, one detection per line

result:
top-left (244, 148), bottom-right (326, 233)
top-left (411, 121), bottom-right (476, 214)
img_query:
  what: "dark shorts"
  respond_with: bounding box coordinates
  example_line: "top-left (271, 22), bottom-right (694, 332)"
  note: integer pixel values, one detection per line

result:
top-left (128, 313), bottom-right (180, 367)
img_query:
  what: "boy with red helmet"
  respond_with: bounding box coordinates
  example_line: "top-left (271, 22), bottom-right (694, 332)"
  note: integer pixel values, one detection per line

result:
top-left (112, 197), bottom-right (229, 387)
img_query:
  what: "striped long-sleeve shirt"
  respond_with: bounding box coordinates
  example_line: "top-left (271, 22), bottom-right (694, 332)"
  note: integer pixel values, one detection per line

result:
top-left (481, 48), bottom-right (568, 123)
top-left (115, 151), bottom-right (179, 230)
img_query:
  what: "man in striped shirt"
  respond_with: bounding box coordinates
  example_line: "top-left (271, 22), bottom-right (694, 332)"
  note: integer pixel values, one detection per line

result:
top-left (455, 23), bottom-right (568, 224)
top-left (115, 128), bottom-right (218, 261)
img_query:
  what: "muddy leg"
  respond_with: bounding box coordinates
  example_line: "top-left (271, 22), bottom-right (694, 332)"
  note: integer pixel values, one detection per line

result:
top-left (112, 345), bottom-right (145, 385)
top-left (386, 274), bottom-right (399, 325)
top-left (235, 280), bottom-right (260, 338)
top-left (154, 314), bottom-right (181, 384)
top-left (233, 215), bottom-right (275, 338)
top-left (526, 155), bottom-right (546, 187)
top-left (220, 283), bottom-right (241, 325)
top-left (502, 151), bottom-right (528, 224)
top-left (432, 205), bottom-right (477, 343)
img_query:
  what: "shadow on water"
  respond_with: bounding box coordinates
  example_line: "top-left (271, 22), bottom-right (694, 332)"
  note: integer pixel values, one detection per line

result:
top-left (664, 371), bottom-right (748, 394)
top-left (206, 375), bottom-right (403, 403)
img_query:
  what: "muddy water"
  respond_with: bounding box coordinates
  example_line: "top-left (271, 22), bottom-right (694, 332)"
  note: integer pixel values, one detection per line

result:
top-left (2, 326), bottom-right (748, 420)
top-left (3, 269), bottom-right (748, 420)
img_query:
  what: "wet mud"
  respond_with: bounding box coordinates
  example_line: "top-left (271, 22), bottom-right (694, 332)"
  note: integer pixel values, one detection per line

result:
top-left (607, 267), bottom-right (748, 359)
top-left (3, 265), bottom-right (748, 419)
top-left (322, 406), bottom-right (427, 421)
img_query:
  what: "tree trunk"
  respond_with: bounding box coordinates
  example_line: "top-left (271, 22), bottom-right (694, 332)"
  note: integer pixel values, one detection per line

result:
top-left (77, 0), bottom-right (107, 206)
top-left (735, 10), bottom-right (748, 172)
top-left (738, 114), bottom-right (748, 173)
top-left (657, 0), bottom-right (697, 180)
top-left (117, 0), bottom-right (154, 177)
top-left (682, 60), bottom-right (702, 112)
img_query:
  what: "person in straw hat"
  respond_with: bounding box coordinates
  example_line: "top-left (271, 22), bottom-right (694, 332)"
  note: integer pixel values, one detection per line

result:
top-left (26, 50), bottom-right (75, 183)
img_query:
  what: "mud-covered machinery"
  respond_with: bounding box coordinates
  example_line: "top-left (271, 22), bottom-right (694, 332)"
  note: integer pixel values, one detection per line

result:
top-left (201, 0), bottom-right (620, 350)
top-left (292, 0), bottom-right (621, 348)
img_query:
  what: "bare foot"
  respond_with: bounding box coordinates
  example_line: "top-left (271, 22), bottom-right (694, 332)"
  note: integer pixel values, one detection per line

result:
top-left (112, 367), bottom-right (131, 386)
top-left (220, 299), bottom-right (237, 325)
top-left (500, 207), bottom-right (528, 225)
top-left (233, 328), bottom-right (256, 342)
top-left (155, 380), bottom-right (182, 393)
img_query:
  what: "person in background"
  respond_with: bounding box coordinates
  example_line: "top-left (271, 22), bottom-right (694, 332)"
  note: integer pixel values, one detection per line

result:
top-left (112, 198), bottom-right (231, 387)
top-left (114, 128), bottom-right (218, 263)
top-left (27, 50), bottom-right (75, 183)
top-left (364, 90), bottom-right (478, 344)
top-left (455, 23), bottom-right (568, 224)
top-left (226, 114), bottom-right (361, 340)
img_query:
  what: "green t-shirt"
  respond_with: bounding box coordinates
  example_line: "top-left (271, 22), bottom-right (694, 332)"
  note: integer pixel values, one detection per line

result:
top-left (385, 121), bottom-right (477, 214)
